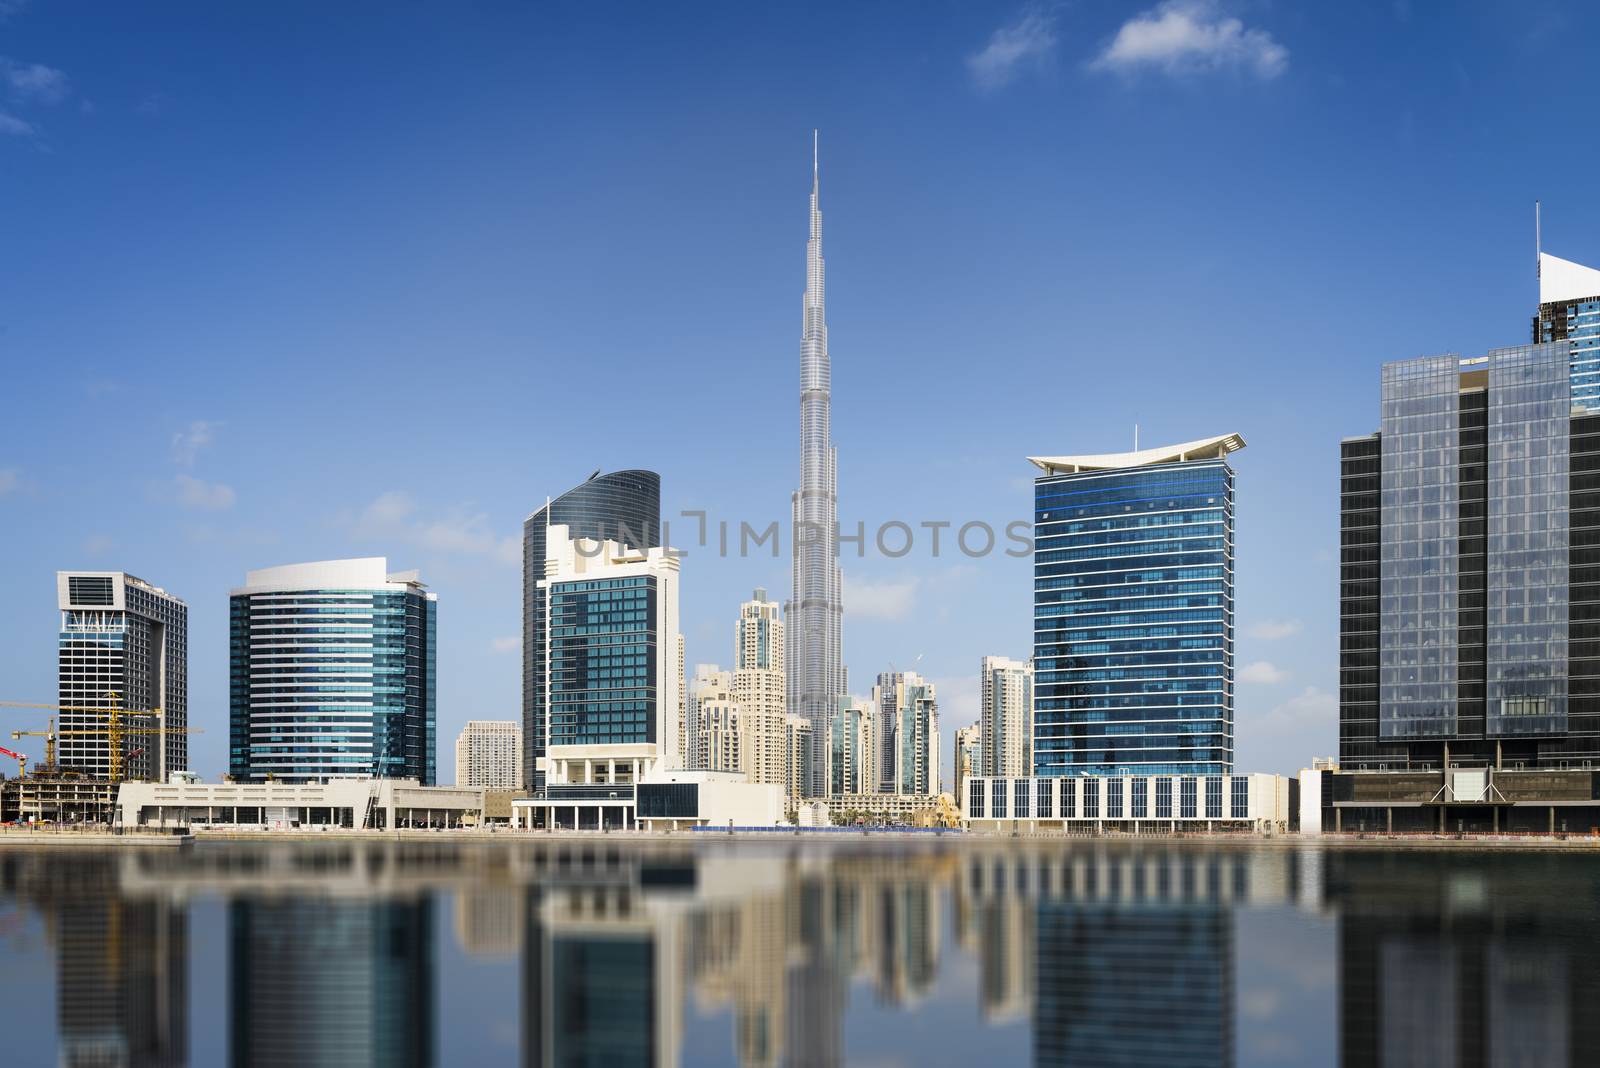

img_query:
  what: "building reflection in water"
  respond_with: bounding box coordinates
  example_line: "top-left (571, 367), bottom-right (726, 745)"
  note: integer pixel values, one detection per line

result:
top-left (229, 895), bottom-right (434, 1068)
top-left (1332, 852), bottom-right (1596, 1067)
top-left (12, 838), bottom-right (1599, 1067)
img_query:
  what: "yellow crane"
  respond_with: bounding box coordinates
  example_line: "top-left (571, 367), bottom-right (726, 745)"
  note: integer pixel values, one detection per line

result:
top-left (0, 694), bottom-right (201, 783)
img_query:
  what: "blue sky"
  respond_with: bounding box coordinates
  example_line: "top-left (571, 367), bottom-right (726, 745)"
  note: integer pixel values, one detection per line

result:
top-left (3, 1), bottom-right (1599, 783)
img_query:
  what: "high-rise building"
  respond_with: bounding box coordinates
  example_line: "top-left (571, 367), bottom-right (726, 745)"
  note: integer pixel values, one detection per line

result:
top-left (954, 724), bottom-right (981, 807)
top-left (454, 720), bottom-right (522, 789)
top-left (1029, 436), bottom-right (1243, 777)
top-left (787, 133), bottom-right (846, 799)
top-left (830, 697), bottom-right (877, 795)
top-left (229, 558), bottom-right (436, 784)
top-left (785, 714), bottom-right (814, 804)
top-left (1534, 249), bottom-right (1600, 410)
top-left (688, 665), bottom-right (734, 773)
top-left (1339, 344), bottom-right (1593, 778)
top-left (56, 571), bottom-right (188, 781)
top-left (698, 697), bottom-right (744, 774)
top-left (979, 655), bottom-right (1033, 778)
top-left (536, 524), bottom-right (682, 804)
top-left (523, 470), bottom-right (661, 793)
top-left (734, 588), bottom-right (787, 788)
top-left (873, 672), bottom-right (939, 795)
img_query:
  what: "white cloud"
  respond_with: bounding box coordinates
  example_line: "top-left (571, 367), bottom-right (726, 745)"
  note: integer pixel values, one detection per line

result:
top-left (83, 533), bottom-right (116, 556)
top-left (175, 473), bottom-right (235, 511)
top-left (1091, 0), bottom-right (1288, 80)
top-left (1, 59), bottom-right (68, 104)
top-left (0, 468), bottom-right (17, 495)
top-left (352, 490), bottom-right (520, 567)
top-left (171, 420), bottom-right (219, 467)
top-left (844, 575), bottom-right (920, 621)
top-left (1239, 660), bottom-right (1287, 685)
top-left (1247, 618), bottom-right (1302, 641)
top-left (967, 6), bottom-right (1059, 91)
top-left (490, 635), bottom-right (520, 655)
top-left (1252, 686), bottom-right (1336, 735)
top-left (0, 111), bottom-right (31, 136)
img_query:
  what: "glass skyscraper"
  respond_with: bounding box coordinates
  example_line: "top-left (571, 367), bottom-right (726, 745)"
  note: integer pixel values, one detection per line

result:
top-left (229, 558), bottom-right (436, 784)
top-left (522, 470), bottom-right (661, 793)
top-left (1341, 343), bottom-right (1592, 771)
top-left (1030, 436), bottom-right (1243, 777)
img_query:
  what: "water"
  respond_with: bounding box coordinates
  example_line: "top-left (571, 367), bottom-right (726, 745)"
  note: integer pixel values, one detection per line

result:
top-left (0, 837), bottom-right (1591, 1066)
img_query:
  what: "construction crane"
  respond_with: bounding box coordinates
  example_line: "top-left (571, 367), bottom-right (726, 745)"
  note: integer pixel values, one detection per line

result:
top-left (9, 716), bottom-right (56, 769)
top-left (0, 694), bottom-right (199, 783)
top-left (0, 745), bottom-right (25, 779)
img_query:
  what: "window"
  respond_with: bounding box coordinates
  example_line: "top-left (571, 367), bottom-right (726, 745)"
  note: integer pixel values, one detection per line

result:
top-left (1107, 777), bottom-right (1123, 819)
top-left (1014, 778), bottom-right (1030, 818)
top-left (1036, 778), bottom-right (1053, 818)
top-left (1180, 777), bottom-right (1197, 819)
top-left (1155, 777), bottom-right (1172, 819)
top-left (68, 575), bottom-right (115, 606)
top-left (1083, 777), bottom-right (1099, 819)
top-left (991, 778), bottom-right (1007, 819)
top-left (1131, 777), bottom-right (1148, 819)
top-left (1230, 776), bottom-right (1249, 819)
top-left (1206, 776), bottom-right (1222, 819)
top-left (1062, 778), bottom-right (1076, 819)
top-left (968, 780), bottom-right (984, 819)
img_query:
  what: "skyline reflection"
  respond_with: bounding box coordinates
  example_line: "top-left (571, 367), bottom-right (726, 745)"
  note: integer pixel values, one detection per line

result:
top-left (0, 840), bottom-right (1589, 1066)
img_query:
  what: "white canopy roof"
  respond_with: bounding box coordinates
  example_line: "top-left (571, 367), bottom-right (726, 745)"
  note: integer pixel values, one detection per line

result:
top-left (1028, 433), bottom-right (1246, 475)
top-left (1540, 252), bottom-right (1600, 306)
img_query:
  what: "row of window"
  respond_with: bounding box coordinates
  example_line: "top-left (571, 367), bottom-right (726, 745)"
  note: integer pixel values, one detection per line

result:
top-left (968, 775), bottom-right (1250, 820)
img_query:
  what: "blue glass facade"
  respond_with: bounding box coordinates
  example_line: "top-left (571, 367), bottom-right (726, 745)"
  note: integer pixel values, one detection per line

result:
top-left (1536, 291), bottom-right (1600, 411)
top-left (523, 470), bottom-right (661, 792)
top-left (547, 575), bottom-right (659, 747)
top-left (1033, 457), bottom-right (1234, 776)
top-left (229, 582), bottom-right (436, 784)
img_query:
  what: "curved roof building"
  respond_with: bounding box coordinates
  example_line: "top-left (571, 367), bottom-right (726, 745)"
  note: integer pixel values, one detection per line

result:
top-left (522, 469), bottom-right (661, 791)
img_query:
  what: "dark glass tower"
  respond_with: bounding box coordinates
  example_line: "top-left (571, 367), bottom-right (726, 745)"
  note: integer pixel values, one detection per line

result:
top-left (1339, 344), bottom-right (1600, 772)
top-left (522, 470), bottom-right (661, 792)
top-left (1030, 436), bottom-right (1243, 777)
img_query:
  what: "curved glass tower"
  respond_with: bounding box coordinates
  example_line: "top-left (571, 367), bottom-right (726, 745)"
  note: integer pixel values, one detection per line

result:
top-left (522, 469), bottom-right (661, 792)
top-left (787, 132), bottom-right (846, 797)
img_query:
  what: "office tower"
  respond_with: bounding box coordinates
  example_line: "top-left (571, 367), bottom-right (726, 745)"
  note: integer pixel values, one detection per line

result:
top-left (873, 672), bottom-right (940, 795)
top-left (830, 697), bottom-right (877, 795)
top-left (979, 655), bottom-right (1033, 778)
top-left (1339, 344), bottom-right (1595, 776)
top-left (454, 720), bottom-right (522, 789)
top-left (229, 558), bottom-right (436, 784)
top-left (537, 524), bottom-right (682, 800)
top-left (1534, 249), bottom-right (1600, 410)
top-left (56, 571), bottom-right (187, 781)
top-left (787, 133), bottom-right (845, 799)
top-left (698, 697), bottom-right (744, 774)
top-left (523, 469), bottom-right (661, 793)
top-left (231, 897), bottom-right (434, 1067)
top-left (1030, 436), bottom-right (1243, 777)
top-left (734, 588), bottom-right (788, 788)
top-left (954, 724), bottom-right (981, 807)
top-left (689, 665), bottom-right (735, 772)
top-left (785, 715), bottom-right (814, 803)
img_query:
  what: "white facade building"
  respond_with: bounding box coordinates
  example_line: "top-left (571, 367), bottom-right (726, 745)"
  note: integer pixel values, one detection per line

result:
top-left (873, 672), bottom-right (940, 796)
top-left (734, 588), bottom-right (787, 789)
top-left (962, 773), bottom-right (1292, 832)
top-left (979, 656), bottom-right (1032, 778)
top-left (455, 720), bottom-right (522, 789)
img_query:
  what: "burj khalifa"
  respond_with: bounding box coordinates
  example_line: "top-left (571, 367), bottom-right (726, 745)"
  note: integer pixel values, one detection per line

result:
top-left (787, 131), bottom-right (846, 798)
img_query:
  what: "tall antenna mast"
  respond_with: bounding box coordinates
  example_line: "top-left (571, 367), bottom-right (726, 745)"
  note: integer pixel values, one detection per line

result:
top-left (1134, 424), bottom-right (1139, 451)
top-left (1536, 200), bottom-right (1543, 281)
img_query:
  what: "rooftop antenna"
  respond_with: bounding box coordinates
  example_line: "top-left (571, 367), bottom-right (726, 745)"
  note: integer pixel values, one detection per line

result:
top-left (1536, 200), bottom-right (1543, 282)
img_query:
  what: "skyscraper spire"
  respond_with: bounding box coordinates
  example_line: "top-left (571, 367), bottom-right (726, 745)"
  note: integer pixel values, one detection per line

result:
top-left (788, 131), bottom-right (845, 799)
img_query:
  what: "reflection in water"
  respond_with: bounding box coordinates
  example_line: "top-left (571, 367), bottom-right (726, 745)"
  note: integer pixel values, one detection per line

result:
top-left (2, 841), bottom-right (1594, 1065)
top-left (229, 896), bottom-right (433, 1067)
top-left (1330, 852), bottom-right (1597, 1067)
